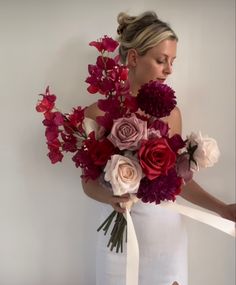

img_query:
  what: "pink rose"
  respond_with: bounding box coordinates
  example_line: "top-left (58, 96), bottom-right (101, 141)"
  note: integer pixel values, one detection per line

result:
top-left (108, 114), bottom-right (147, 150)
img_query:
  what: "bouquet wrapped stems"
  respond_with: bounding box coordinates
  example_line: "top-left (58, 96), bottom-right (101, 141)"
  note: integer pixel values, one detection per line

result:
top-left (97, 210), bottom-right (127, 253)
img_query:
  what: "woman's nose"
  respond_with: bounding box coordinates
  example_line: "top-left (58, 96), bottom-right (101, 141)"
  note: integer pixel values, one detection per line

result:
top-left (163, 62), bottom-right (172, 75)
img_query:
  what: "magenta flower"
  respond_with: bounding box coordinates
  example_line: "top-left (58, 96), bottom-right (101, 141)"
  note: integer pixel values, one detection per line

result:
top-left (137, 81), bottom-right (176, 118)
top-left (48, 148), bottom-right (63, 164)
top-left (89, 35), bottom-right (119, 52)
top-left (36, 86), bottom-right (56, 112)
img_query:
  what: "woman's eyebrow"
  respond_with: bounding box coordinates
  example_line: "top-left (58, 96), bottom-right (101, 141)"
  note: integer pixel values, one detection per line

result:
top-left (160, 54), bottom-right (176, 59)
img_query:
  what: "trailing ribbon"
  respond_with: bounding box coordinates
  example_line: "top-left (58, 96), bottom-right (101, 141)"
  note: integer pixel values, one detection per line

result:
top-left (124, 209), bottom-right (139, 285)
top-left (160, 201), bottom-right (235, 237)
top-left (123, 202), bottom-right (235, 285)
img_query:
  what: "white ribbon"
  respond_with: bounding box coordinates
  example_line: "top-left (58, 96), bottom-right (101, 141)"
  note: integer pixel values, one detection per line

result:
top-left (124, 201), bottom-right (235, 285)
top-left (124, 209), bottom-right (139, 285)
top-left (160, 201), bottom-right (235, 237)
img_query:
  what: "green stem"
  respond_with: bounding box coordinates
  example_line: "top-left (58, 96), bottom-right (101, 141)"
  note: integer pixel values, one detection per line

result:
top-left (97, 210), bottom-right (116, 232)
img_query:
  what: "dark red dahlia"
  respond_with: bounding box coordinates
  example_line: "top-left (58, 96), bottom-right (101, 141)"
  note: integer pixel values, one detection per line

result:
top-left (137, 168), bottom-right (182, 204)
top-left (136, 81), bottom-right (176, 118)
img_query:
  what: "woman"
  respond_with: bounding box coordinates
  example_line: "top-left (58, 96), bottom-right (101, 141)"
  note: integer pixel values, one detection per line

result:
top-left (82, 11), bottom-right (236, 285)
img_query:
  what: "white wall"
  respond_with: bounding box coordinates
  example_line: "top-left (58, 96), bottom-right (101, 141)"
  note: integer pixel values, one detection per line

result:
top-left (0, 0), bottom-right (235, 285)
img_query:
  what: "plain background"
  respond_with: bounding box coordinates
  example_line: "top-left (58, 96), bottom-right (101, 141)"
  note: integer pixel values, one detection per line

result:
top-left (0, 0), bottom-right (235, 284)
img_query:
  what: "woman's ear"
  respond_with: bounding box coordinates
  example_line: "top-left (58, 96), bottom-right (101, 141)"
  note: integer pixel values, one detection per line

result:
top-left (127, 49), bottom-right (138, 67)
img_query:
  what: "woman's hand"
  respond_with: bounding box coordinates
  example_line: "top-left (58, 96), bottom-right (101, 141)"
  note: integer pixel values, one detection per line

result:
top-left (108, 193), bottom-right (131, 213)
top-left (219, 203), bottom-right (236, 222)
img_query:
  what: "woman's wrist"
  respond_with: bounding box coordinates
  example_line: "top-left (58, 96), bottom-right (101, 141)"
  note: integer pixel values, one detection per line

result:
top-left (212, 201), bottom-right (227, 217)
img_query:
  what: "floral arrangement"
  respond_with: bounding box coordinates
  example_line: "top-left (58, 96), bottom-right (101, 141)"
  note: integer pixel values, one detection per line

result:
top-left (36, 36), bottom-right (220, 253)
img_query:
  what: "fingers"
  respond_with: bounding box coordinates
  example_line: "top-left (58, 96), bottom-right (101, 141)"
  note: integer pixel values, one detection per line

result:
top-left (111, 202), bottom-right (126, 213)
top-left (112, 195), bottom-right (130, 203)
top-left (110, 195), bottom-right (131, 213)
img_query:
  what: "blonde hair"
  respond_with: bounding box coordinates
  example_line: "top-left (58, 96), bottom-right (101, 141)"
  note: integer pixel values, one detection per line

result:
top-left (117, 11), bottom-right (178, 63)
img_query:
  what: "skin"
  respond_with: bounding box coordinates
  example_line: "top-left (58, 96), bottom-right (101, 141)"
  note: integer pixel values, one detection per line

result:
top-left (82, 39), bottom-right (236, 222)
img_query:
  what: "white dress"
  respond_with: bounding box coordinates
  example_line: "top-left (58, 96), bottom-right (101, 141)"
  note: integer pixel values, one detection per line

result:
top-left (96, 200), bottom-right (188, 285)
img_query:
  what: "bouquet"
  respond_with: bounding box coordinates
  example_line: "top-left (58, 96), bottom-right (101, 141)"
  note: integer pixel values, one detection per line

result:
top-left (36, 36), bottom-right (220, 253)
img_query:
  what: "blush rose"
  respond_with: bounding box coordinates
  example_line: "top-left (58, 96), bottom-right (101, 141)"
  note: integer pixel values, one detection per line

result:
top-left (104, 154), bottom-right (142, 196)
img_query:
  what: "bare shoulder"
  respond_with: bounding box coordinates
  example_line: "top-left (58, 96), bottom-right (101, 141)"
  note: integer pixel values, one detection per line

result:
top-left (162, 106), bottom-right (182, 136)
top-left (169, 106), bottom-right (182, 123)
top-left (84, 102), bottom-right (104, 120)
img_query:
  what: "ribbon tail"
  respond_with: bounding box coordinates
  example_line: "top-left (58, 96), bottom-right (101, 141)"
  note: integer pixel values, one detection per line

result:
top-left (124, 208), bottom-right (139, 285)
top-left (160, 202), bottom-right (235, 237)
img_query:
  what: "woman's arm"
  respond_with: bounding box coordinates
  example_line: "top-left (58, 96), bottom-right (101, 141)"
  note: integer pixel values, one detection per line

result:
top-left (181, 180), bottom-right (236, 222)
top-left (166, 107), bottom-right (236, 222)
top-left (82, 178), bottom-right (130, 213)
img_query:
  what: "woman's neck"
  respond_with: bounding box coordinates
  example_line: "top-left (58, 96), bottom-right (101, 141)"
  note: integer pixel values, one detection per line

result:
top-left (128, 72), bottom-right (140, 97)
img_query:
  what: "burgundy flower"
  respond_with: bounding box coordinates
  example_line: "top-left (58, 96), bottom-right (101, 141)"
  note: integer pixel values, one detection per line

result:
top-left (43, 111), bottom-right (64, 127)
top-left (61, 133), bottom-right (78, 152)
top-left (47, 148), bottom-right (63, 164)
top-left (98, 98), bottom-right (122, 118)
top-left (68, 107), bottom-right (84, 126)
top-left (45, 126), bottom-right (59, 142)
top-left (137, 168), bottom-right (182, 204)
top-left (137, 81), bottom-right (176, 118)
top-left (97, 98), bottom-right (124, 131)
top-left (167, 134), bottom-right (186, 153)
top-left (86, 44), bottom-right (129, 97)
top-left (86, 61), bottom-right (116, 96)
top-left (72, 149), bottom-right (101, 181)
top-left (36, 86), bottom-right (56, 113)
top-left (88, 138), bottom-right (116, 166)
top-left (89, 36), bottom-right (119, 52)
top-left (72, 132), bottom-right (116, 181)
top-left (149, 118), bottom-right (169, 136)
top-left (119, 66), bottom-right (129, 81)
top-left (96, 56), bottom-right (116, 70)
top-left (102, 36), bottom-right (119, 52)
top-left (123, 94), bottom-right (138, 113)
top-left (47, 138), bottom-right (61, 150)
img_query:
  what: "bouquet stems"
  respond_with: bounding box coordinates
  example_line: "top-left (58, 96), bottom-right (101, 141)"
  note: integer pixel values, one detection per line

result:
top-left (97, 210), bottom-right (127, 253)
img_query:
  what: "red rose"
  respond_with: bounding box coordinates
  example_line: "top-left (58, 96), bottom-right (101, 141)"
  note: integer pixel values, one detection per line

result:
top-left (138, 138), bottom-right (176, 180)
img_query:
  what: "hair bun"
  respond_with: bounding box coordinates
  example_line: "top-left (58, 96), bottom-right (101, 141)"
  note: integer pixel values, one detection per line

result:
top-left (117, 12), bottom-right (133, 36)
top-left (117, 11), bottom-right (159, 36)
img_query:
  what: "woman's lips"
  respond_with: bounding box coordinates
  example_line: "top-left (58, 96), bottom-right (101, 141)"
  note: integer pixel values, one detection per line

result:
top-left (157, 78), bottom-right (166, 83)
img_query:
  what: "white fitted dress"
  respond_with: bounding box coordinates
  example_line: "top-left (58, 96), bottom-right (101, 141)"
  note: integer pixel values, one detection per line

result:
top-left (96, 200), bottom-right (188, 285)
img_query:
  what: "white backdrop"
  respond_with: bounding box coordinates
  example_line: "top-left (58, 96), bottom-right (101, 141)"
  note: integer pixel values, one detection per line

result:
top-left (0, 0), bottom-right (235, 285)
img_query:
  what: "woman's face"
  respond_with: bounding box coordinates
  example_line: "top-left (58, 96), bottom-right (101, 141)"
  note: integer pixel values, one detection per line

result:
top-left (129, 39), bottom-right (177, 92)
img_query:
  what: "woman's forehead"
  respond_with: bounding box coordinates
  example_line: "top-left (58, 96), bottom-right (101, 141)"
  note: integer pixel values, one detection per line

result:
top-left (147, 39), bottom-right (177, 57)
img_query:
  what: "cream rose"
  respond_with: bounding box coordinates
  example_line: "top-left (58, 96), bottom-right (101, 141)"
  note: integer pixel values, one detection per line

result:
top-left (187, 131), bottom-right (220, 171)
top-left (83, 117), bottom-right (105, 139)
top-left (76, 117), bottom-right (105, 147)
top-left (104, 154), bottom-right (142, 196)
